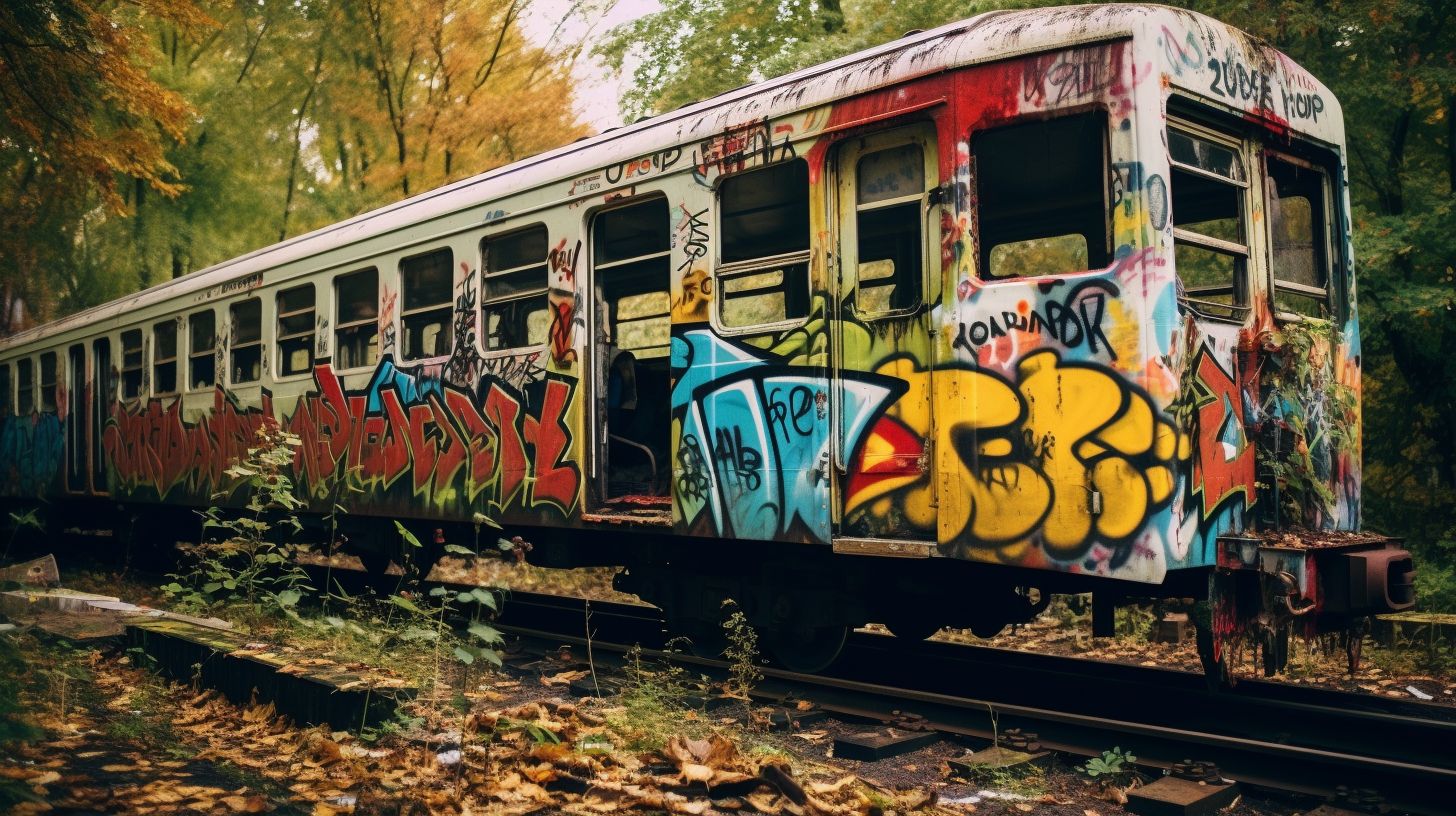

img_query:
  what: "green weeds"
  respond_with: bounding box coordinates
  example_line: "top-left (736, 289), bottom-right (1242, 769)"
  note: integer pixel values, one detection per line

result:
top-left (164, 423), bottom-right (312, 626)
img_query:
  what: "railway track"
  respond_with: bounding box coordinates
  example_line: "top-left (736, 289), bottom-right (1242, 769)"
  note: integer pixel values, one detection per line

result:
top-left (492, 589), bottom-right (1456, 815)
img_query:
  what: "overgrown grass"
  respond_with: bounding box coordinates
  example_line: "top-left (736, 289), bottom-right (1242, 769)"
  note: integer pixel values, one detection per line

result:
top-left (607, 643), bottom-right (712, 753)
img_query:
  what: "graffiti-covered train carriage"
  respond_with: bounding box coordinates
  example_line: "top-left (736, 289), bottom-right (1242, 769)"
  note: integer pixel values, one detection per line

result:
top-left (0, 4), bottom-right (1415, 675)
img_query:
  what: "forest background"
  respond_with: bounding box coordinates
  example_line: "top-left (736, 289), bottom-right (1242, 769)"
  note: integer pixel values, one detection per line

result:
top-left (2, 0), bottom-right (1453, 606)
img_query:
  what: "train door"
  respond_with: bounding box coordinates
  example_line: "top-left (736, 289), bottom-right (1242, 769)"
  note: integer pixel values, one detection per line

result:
top-left (830, 125), bottom-right (939, 542)
top-left (588, 196), bottom-right (674, 520)
top-left (66, 344), bottom-right (86, 493)
top-left (90, 338), bottom-right (111, 493)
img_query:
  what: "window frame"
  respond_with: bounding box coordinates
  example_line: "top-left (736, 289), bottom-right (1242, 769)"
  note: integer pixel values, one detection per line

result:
top-left (972, 110), bottom-right (1112, 283)
top-left (16, 358), bottom-right (34, 415)
top-left (590, 196), bottom-right (673, 358)
top-left (187, 309), bottom-right (217, 392)
top-left (1264, 149), bottom-right (1337, 322)
top-left (0, 362), bottom-right (10, 417)
top-left (152, 318), bottom-right (179, 397)
top-left (712, 159), bottom-right (813, 335)
top-left (480, 224), bottom-right (550, 354)
top-left (1167, 117), bottom-right (1253, 323)
top-left (398, 247), bottom-right (455, 363)
top-left (120, 328), bottom-right (145, 399)
top-left (840, 129), bottom-right (937, 321)
top-left (229, 297), bottom-right (264, 386)
top-left (275, 283), bottom-right (317, 380)
top-left (333, 267), bottom-right (381, 373)
top-left (38, 351), bottom-right (57, 413)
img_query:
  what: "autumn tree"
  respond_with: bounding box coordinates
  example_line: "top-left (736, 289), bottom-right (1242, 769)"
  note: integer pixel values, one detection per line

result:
top-left (3, 0), bottom-right (590, 333)
top-left (0, 0), bottom-right (212, 333)
top-left (320, 0), bottom-right (589, 200)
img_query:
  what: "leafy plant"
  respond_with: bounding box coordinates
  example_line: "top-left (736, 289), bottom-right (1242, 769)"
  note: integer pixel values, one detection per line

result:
top-left (164, 423), bottom-right (313, 620)
top-left (721, 601), bottom-right (762, 699)
top-left (1259, 320), bottom-right (1358, 526)
top-left (1083, 746), bottom-right (1138, 787)
top-left (2, 506), bottom-right (44, 565)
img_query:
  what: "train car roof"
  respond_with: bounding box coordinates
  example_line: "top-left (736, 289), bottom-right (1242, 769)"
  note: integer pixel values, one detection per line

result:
top-left (0, 3), bottom-right (1339, 354)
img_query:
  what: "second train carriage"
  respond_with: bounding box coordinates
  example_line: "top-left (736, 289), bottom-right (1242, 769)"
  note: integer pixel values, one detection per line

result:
top-left (0, 5), bottom-right (1414, 672)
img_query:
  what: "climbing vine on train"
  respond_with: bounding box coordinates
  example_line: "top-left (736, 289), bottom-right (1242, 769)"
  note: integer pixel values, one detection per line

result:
top-left (1259, 320), bottom-right (1358, 526)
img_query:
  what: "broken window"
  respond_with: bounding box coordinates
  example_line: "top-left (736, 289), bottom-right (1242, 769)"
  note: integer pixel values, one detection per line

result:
top-left (975, 113), bottom-right (1108, 280)
top-left (277, 284), bottom-right (315, 377)
top-left (230, 298), bottom-right (263, 384)
top-left (1170, 125), bottom-right (1248, 319)
top-left (189, 311), bottom-right (216, 390)
top-left (482, 225), bottom-right (549, 350)
top-left (38, 352), bottom-right (57, 412)
top-left (16, 359), bottom-right (33, 414)
top-left (335, 268), bottom-right (379, 370)
top-left (718, 160), bottom-right (810, 328)
top-left (854, 143), bottom-right (925, 315)
top-left (1267, 155), bottom-right (1332, 318)
top-left (401, 248), bottom-right (453, 361)
top-left (594, 199), bottom-right (671, 356)
top-left (121, 329), bottom-right (144, 398)
top-left (0, 363), bottom-right (10, 416)
top-left (153, 320), bottom-right (178, 395)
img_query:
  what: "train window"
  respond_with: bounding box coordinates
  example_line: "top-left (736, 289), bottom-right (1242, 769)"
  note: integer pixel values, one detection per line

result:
top-left (854, 143), bottom-right (924, 314)
top-left (121, 329), bottom-right (143, 398)
top-left (1169, 125), bottom-right (1249, 319)
top-left (276, 284), bottom-right (315, 376)
top-left (400, 248), bottom-right (453, 361)
top-left (230, 298), bottom-right (263, 384)
top-left (189, 311), bottom-right (216, 389)
top-left (152, 320), bottom-right (178, 395)
top-left (718, 160), bottom-right (810, 328)
top-left (975, 113), bottom-right (1108, 280)
top-left (0, 363), bottom-right (9, 416)
top-left (38, 352), bottom-right (57, 412)
top-left (17, 359), bottom-right (33, 414)
top-left (1267, 155), bottom-right (1332, 318)
top-left (593, 198), bottom-right (671, 355)
top-left (481, 225), bottom-right (549, 350)
top-left (335, 268), bottom-right (379, 370)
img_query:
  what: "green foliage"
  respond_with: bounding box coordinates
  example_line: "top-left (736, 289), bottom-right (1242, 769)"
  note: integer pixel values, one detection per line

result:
top-left (611, 642), bottom-right (706, 752)
top-left (1260, 320), bottom-right (1359, 525)
top-left (596, 0), bottom-right (1069, 121)
top-left (2, 507), bottom-right (44, 564)
top-left (0, 635), bottom-right (40, 745)
top-left (1082, 746), bottom-right (1138, 786)
top-left (1114, 603), bottom-right (1157, 644)
top-left (165, 423), bottom-right (312, 618)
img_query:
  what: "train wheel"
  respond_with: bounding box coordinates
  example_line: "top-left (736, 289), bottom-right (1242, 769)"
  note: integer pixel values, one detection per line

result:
top-left (764, 623), bottom-right (847, 673)
top-left (678, 617), bottom-right (728, 660)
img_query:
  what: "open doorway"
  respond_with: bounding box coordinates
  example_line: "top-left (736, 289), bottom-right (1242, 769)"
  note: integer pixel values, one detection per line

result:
top-left (591, 198), bottom-right (672, 515)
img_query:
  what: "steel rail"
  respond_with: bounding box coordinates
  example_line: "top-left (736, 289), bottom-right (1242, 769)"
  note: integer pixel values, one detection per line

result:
top-left (494, 590), bottom-right (1456, 814)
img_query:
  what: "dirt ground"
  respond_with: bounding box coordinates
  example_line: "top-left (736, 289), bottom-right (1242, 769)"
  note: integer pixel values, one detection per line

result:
top-left (1, 559), bottom-right (1448, 815)
top-left (0, 625), bottom-right (1315, 816)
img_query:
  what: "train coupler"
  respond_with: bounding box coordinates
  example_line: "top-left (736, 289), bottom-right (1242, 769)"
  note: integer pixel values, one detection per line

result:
top-left (1208, 532), bottom-right (1416, 676)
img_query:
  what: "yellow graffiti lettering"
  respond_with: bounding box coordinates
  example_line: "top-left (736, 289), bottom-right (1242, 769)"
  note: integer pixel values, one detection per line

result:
top-left (935, 350), bottom-right (1177, 562)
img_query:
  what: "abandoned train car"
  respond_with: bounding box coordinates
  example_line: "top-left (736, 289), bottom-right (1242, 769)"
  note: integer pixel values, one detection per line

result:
top-left (0, 4), bottom-right (1414, 673)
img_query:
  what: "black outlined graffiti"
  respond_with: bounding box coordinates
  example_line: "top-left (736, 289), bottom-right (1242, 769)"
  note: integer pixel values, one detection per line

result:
top-left (954, 280), bottom-right (1119, 359)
